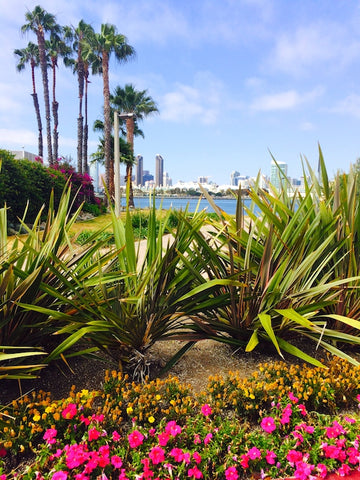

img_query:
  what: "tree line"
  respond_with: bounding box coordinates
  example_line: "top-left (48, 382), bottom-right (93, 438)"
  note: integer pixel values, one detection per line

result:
top-left (15, 5), bottom-right (158, 205)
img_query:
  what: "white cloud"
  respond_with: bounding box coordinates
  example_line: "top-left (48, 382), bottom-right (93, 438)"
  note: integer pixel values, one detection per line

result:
top-left (160, 72), bottom-right (223, 124)
top-left (330, 94), bottom-right (360, 119)
top-left (269, 22), bottom-right (360, 75)
top-left (300, 122), bottom-right (316, 131)
top-left (0, 128), bottom-right (37, 146)
top-left (251, 88), bottom-right (323, 112)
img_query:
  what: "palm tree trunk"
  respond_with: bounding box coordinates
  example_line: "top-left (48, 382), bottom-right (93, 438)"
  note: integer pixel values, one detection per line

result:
top-left (31, 93), bottom-right (43, 158)
top-left (30, 60), bottom-right (43, 158)
top-left (77, 116), bottom-right (83, 172)
top-left (52, 100), bottom-right (59, 161)
top-left (37, 28), bottom-right (53, 164)
top-left (52, 59), bottom-right (59, 161)
top-left (126, 117), bottom-right (135, 208)
top-left (102, 52), bottom-right (113, 199)
top-left (77, 55), bottom-right (84, 173)
top-left (83, 72), bottom-right (89, 173)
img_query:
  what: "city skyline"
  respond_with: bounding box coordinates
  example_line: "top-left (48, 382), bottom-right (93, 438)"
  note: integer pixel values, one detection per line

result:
top-left (1, 1), bottom-right (360, 185)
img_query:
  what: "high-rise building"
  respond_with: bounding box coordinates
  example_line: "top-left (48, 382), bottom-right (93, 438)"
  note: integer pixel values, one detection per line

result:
top-left (135, 154), bottom-right (143, 186)
top-left (163, 171), bottom-right (172, 187)
top-left (155, 154), bottom-right (164, 187)
top-left (270, 160), bottom-right (288, 190)
top-left (230, 171), bottom-right (241, 186)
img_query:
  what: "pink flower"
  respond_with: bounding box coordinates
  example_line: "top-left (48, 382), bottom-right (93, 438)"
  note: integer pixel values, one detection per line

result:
top-left (225, 466), bottom-right (238, 480)
top-left (325, 420), bottom-right (346, 438)
top-left (298, 404), bottom-right (307, 416)
top-left (266, 450), bottom-right (277, 465)
top-left (323, 444), bottom-right (344, 460)
top-left (345, 416), bottom-right (356, 424)
top-left (98, 445), bottom-right (110, 468)
top-left (74, 474), bottom-right (89, 480)
top-left (62, 403), bottom-right (77, 420)
top-left (347, 446), bottom-right (360, 464)
top-left (293, 461), bottom-right (314, 480)
top-left (165, 420), bottom-right (182, 436)
top-left (248, 447), bottom-right (261, 460)
top-left (194, 434), bottom-right (201, 444)
top-left (149, 446), bottom-right (165, 465)
top-left (289, 392), bottom-right (299, 403)
top-left (52, 472), bottom-right (68, 480)
top-left (183, 452), bottom-right (191, 464)
top-left (88, 427), bottom-right (101, 441)
top-left (286, 450), bottom-right (303, 464)
top-left (261, 416), bottom-right (276, 433)
top-left (338, 464), bottom-right (351, 477)
top-left (193, 452), bottom-right (202, 464)
top-left (316, 463), bottom-right (328, 479)
top-left (158, 431), bottom-right (170, 446)
top-left (240, 454), bottom-right (249, 468)
top-left (170, 448), bottom-right (184, 462)
top-left (0, 475), bottom-right (6, 480)
top-left (204, 433), bottom-right (213, 445)
top-left (65, 444), bottom-right (89, 469)
top-left (43, 428), bottom-right (57, 445)
top-left (201, 404), bottom-right (212, 416)
top-left (128, 430), bottom-right (144, 448)
top-left (187, 466), bottom-right (203, 478)
top-left (112, 430), bottom-right (121, 441)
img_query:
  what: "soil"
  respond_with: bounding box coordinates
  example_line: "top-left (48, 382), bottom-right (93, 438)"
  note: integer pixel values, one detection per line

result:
top-left (0, 340), bottom-right (282, 404)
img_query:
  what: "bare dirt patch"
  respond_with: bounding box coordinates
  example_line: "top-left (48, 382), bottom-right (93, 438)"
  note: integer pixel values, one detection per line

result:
top-left (1, 340), bottom-right (278, 404)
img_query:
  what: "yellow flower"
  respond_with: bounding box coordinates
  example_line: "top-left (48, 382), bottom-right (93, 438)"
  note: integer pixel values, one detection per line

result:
top-left (155, 394), bottom-right (161, 400)
top-left (126, 406), bottom-right (133, 415)
top-left (148, 416), bottom-right (155, 423)
top-left (33, 414), bottom-right (41, 422)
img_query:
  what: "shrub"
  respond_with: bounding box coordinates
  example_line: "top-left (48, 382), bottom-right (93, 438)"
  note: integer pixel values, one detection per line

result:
top-left (0, 150), bottom-right (66, 224)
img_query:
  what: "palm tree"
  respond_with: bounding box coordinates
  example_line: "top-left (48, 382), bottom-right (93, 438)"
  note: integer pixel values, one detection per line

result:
top-left (14, 42), bottom-right (43, 158)
top-left (93, 113), bottom-right (141, 186)
top-left (21, 5), bottom-right (60, 165)
top-left (46, 31), bottom-right (72, 160)
top-left (64, 21), bottom-right (96, 173)
top-left (82, 24), bottom-right (135, 198)
top-left (111, 84), bottom-right (159, 207)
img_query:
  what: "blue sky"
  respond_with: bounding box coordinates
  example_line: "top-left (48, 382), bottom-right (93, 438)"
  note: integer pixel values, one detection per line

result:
top-left (1, 0), bottom-right (360, 185)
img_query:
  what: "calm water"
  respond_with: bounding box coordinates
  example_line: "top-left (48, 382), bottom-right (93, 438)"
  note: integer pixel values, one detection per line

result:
top-left (121, 196), bottom-right (251, 215)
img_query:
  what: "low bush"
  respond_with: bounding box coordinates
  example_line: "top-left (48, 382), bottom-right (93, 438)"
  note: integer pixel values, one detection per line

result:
top-left (202, 356), bottom-right (360, 419)
top-left (1, 357), bottom-right (360, 479)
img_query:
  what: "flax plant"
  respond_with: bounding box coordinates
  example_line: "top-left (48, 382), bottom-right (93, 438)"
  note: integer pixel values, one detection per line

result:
top-left (40, 188), bottom-right (210, 377)
top-left (1, 185), bottom-right (121, 378)
top-left (178, 151), bottom-right (360, 366)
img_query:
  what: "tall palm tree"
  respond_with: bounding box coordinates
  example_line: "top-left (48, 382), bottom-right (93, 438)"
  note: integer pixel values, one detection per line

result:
top-left (64, 21), bottom-right (96, 173)
top-left (93, 112), bottom-right (142, 186)
top-left (111, 84), bottom-right (159, 207)
top-left (82, 24), bottom-right (135, 198)
top-left (14, 42), bottom-right (43, 158)
top-left (21, 5), bottom-right (60, 165)
top-left (46, 31), bottom-right (72, 160)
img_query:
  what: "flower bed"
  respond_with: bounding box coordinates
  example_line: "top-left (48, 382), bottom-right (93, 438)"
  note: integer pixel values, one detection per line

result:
top-left (1, 359), bottom-right (360, 479)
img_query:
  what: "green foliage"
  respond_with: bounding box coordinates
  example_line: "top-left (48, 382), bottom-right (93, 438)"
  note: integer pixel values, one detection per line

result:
top-left (43, 200), bottom-right (209, 376)
top-left (0, 150), bottom-right (66, 224)
top-left (0, 184), bottom-right (122, 379)
top-left (177, 150), bottom-right (360, 366)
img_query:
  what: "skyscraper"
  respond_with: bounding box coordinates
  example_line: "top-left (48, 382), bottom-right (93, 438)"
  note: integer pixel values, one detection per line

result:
top-left (155, 154), bottom-right (164, 187)
top-left (270, 160), bottom-right (288, 190)
top-left (135, 154), bottom-right (143, 186)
